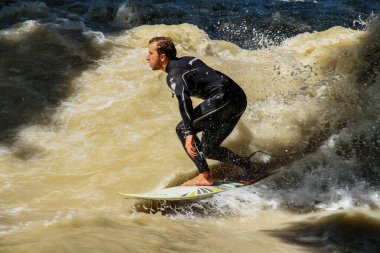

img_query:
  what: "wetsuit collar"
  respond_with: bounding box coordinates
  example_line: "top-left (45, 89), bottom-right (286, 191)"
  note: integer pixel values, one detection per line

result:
top-left (165, 57), bottom-right (180, 73)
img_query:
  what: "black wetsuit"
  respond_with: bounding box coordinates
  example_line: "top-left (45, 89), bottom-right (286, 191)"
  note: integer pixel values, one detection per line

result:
top-left (166, 56), bottom-right (249, 173)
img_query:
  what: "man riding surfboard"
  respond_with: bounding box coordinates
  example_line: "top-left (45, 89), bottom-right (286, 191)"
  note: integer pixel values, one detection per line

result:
top-left (146, 37), bottom-right (257, 186)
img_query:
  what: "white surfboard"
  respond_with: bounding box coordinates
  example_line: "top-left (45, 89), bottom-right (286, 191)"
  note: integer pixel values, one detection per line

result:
top-left (118, 182), bottom-right (246, 201)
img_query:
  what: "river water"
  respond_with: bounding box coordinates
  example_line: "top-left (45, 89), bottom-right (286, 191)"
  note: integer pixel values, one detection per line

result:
top-left (1, 1), bottom-right (380, 252)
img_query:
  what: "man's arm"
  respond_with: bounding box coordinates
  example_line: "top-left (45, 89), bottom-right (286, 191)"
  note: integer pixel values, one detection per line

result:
top-left (170, 73), bottom-right (195, 137)
top-left (169, 73), bottom-right (198, 158)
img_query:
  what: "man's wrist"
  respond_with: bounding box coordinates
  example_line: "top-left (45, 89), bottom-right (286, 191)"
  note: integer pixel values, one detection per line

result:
top-left (184, 130), bottom-right (193, 137)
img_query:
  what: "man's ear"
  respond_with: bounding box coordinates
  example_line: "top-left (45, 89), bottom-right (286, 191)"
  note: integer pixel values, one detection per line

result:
top-left (160, 53), bottom-right (167, 62)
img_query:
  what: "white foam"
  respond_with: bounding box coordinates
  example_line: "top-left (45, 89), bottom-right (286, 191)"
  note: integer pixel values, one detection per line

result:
top-left (191, 185), bottom-right (280, 217)
top-left (1, 206), bottom-right (27, 216)
top-left (316, 189), bottom-right (355, 211)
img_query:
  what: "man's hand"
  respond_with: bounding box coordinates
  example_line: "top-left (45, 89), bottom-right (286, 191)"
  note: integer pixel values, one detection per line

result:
top-left (185, 135), bottom-right (197, 158)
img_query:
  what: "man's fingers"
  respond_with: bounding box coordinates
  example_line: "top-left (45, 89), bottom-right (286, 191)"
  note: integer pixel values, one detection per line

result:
top-left (190, 150), bottom-right (197, 157)
top-left (187, 147), bottom-right (197, 158)
top-left (185, 135), bottom-right (198, 158)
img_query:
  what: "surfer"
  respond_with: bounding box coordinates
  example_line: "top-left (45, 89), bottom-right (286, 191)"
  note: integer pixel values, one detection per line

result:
top-left (147, 36), bottom-right (256, 186)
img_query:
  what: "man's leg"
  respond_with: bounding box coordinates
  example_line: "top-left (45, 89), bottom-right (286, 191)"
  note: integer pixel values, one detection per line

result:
top-left (176, 122), bottom-right (215, 186)
top-left (201, 113), bottom-right (251, 169)
top-left (175, 90), bottom-right (248, 185)
top-left (175, 122), bottom-right (209, 173)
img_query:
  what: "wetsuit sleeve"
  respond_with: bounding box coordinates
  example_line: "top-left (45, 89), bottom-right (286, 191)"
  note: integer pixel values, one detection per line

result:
top-left (169, 73), bottom-right (194, 137)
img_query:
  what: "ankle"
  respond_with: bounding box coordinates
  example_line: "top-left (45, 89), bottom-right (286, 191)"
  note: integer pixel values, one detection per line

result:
top-left (201, 171), bottom-right (212, 179)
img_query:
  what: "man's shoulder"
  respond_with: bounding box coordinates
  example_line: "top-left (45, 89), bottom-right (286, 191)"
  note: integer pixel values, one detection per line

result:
top-left (168, 56), bottom-right (205, 72)
top-left (179, 56), bottom-right (203, 67)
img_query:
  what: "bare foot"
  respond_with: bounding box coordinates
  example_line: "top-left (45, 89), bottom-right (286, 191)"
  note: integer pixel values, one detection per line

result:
top-left (181, 172), bottom-right (214, 186)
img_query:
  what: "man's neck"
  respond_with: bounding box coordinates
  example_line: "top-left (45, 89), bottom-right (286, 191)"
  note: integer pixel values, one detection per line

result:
top-left (162, 59), bottom-right (169, 72)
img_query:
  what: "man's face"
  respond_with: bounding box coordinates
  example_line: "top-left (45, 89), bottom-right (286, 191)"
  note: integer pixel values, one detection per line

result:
top-left (146, 42), bottom-right (163, 70)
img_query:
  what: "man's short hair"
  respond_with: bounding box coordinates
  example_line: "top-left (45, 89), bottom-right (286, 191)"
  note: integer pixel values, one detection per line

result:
top-left (149, 36), bottom-right (177, 60)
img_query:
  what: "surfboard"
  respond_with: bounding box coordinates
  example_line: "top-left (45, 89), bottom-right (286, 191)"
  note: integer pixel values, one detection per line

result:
top-left (118, 182), bottom-right (245, 201)
top-left (118, 172), bottom-right (274, 201)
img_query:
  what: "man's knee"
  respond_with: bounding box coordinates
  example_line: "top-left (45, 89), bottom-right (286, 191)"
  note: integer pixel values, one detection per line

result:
top-left (175, 122), bottom-right (185, 139)
top-left (203, 145), bottom-right (217, 159)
